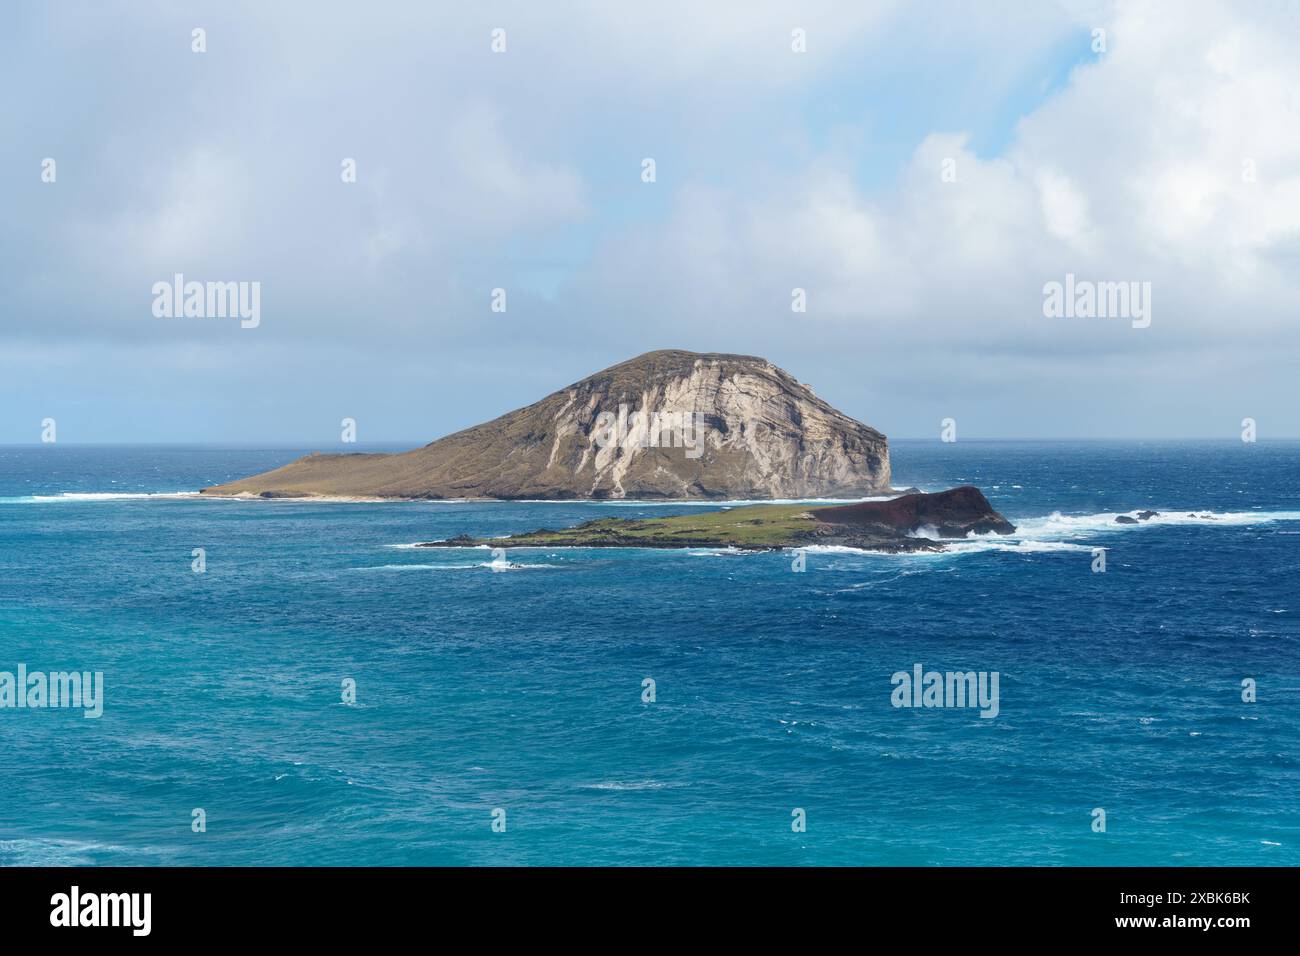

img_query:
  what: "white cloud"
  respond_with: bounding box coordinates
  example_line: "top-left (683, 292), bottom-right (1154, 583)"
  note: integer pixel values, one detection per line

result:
top-left (571, 0), bottom-right (1300, 351)
top-left (4, 0), bottom-right (1300, 439)
top-left (1036, 168), bottom-right (1094, 248)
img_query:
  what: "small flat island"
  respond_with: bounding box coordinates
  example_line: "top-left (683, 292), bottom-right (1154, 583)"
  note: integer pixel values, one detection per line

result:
top-left (419, 486), bottom-right (1016, 554)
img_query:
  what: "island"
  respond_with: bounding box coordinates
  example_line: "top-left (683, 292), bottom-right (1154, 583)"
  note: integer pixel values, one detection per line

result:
top-left (417, 486), bottom-right (1016, 554)
top-left (199, 350), bottom-right (891, 501)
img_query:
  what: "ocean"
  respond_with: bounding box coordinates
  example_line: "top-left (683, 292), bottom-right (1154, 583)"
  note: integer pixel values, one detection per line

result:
top-left (0, 441), bottom-right (1296, 866)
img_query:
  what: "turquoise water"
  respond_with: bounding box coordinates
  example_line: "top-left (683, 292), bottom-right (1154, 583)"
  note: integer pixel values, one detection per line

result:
top-left (0, 441), bottom-right (1297, 865)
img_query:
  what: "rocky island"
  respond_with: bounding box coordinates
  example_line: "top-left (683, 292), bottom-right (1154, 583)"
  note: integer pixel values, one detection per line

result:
top-left (200, 350), bottom-right (891, 500)
top-left (201, 349), bottom-right (1016, 553)
top-left (420, 486), bottom-right (1016, 554)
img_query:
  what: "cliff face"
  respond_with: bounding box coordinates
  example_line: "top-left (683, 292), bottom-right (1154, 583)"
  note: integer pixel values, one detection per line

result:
top-left (201, 350), bottom-right (892, 500)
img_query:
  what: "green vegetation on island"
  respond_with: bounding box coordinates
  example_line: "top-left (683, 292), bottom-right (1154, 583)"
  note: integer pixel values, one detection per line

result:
top-left (419, 487), bottom-right (1016, 554)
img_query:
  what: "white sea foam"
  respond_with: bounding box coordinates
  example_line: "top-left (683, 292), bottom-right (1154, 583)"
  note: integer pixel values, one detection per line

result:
top-left (898, 509), bottom-right (1300, 557)
top-left (801, 544), bottom-right (888, 554)
top-left (482, 560), bottom-right (555, 571)
top-left (806, 508), bottom-right (1300, 560)
top-left (583, 780), bottom-right (673, 791)
top-left (356, 561), bottom-right (555, 572)
top-left (0, 838), bottom-right (130, 865)
top-left (941, 538), bottom-right (1095, 555)
top-left (1011, 508), bottom-right (1300, 538)
top-left (2, 491), bottom-right (201, 503)
top-left (353, 563), bottom-right (449, 571)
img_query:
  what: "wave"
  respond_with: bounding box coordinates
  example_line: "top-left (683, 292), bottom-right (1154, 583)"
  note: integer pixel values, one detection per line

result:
top-left (0, 838), bottom-right (131, 865)
top-left (581, 780), bottom-right (677, 791)
top-left (354, 561), bottom-right (557, 572)
top-left (900, 508), bottom-right (1300, 557)
top-left (886, 507), bottom-right (1300, 558)
top-left (1009, 508), bottom-right (1300, 538)
top-left (353, 563), bottom-right (449, 571)
top-left (939, 538), bottom-right (1095, 555)
top-left (385, 542), bottom-right (499, 550)
top-left (0, 491), bottom-right (201, 503)
top-left (791, 508), bottom-right (1300, 560)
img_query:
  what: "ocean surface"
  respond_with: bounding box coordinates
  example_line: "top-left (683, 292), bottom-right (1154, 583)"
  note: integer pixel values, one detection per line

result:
top-left (0, 441), bottom-right (1296, 866)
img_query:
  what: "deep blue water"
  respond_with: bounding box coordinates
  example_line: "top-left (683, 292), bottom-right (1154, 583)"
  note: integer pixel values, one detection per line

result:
top-left (0, 441), bottom-right (1297, 865)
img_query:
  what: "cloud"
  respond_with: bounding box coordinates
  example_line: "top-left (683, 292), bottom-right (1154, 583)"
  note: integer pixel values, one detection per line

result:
top-left (568, 1), bottom-right (1300, 349)
top-left (2, 0), bottom-right (1299, 440)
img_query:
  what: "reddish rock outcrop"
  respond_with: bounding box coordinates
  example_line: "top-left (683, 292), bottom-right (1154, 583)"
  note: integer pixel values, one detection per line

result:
top-left (811, 486), bottom-right (1015, 538)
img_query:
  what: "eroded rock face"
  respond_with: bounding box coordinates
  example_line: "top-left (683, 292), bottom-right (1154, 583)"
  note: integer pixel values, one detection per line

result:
top-left (809, 486), bottom-right (1016, 538)
top-left (201, 350), bottom-right (892, 500)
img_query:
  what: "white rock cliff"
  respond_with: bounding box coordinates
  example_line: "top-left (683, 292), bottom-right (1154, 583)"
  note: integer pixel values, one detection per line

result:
top-left (201, 350), bottom-right (892, 500)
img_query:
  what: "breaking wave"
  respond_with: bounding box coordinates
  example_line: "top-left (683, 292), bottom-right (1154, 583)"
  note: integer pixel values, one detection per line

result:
top-left (0, 491), bottom-right (201, 503)
top-left (355, 561), bottom-right (556, 572)
top-left (1012, 508), bottom-right (1300, 536)
top-left (916, 508), bottom-right (1300, 556)
top-left (807, 508), bottom-right (1300, 558)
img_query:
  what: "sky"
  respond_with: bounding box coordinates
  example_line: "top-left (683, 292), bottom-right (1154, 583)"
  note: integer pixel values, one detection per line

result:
top-left (2, 0), bottom-right (1299, 443)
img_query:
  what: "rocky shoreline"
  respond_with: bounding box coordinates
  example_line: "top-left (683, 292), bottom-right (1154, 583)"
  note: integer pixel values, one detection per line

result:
top-left (416, 486), bottom-right (1016, 554)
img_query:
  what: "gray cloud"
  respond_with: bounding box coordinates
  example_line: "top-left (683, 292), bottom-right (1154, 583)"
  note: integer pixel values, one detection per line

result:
top-left (3, 0), bottom-right (1298, 441)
